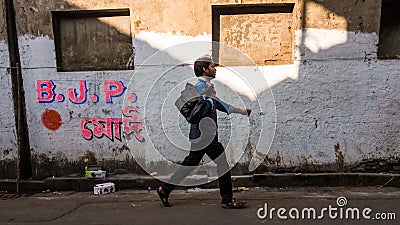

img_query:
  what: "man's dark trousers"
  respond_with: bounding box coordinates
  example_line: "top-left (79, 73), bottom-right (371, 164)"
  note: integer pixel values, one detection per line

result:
top-left (162, 141), bottom-right (233, 203)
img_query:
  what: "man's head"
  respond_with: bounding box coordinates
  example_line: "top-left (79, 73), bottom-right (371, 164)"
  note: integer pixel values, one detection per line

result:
top-left (194, 55), bottom-right (216, 78)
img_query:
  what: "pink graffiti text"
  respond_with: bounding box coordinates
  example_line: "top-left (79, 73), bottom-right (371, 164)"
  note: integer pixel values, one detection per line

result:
top-left (81, 106), bottom-right (144, 142)
top-left (36, 80), bottom-right (56, 103)
top-left (68, 80), bottom-right (88, 104)
top-left (104, 80), bottom-right (126, 104)
top-left (36, 80), bottom-right (128, 104)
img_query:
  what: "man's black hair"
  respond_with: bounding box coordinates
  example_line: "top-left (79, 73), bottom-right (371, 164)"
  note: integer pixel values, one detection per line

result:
top-left (194, 56), bottom-right (213, 77)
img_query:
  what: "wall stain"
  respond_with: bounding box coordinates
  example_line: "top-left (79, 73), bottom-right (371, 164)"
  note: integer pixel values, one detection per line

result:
top-left (334, 143), bottom-right (344, 172)
top-left (3, 149), bottom-right (10, 156)
top-left (134, 19), bottom-right (141, 29)
top-left (102, 109), bottom-right (111, 115)
top-left (38, 153), bottom-right (51, 164)
top-left (246, 138), bottom-right (252, 160)
top-left (350, 157), bottom-right (400, 173)
top-left (30, 152), bottom-right (147, 179)
top-left (81, 150), bottom-right (97, 165)
top-left (69, 110), bottom-right (74, 120)
top-left (112, 144), bottom-right (130, 155)
top-left (261, 151), bottom-right (282, 167)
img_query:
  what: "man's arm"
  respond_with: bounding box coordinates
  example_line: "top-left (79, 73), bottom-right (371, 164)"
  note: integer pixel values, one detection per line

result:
top-left (197, 80), bottom-right (251, 116)
top-left (215, 97), bottom-right (251, 116)
top-left (231, 107), bottom-right (251, 116)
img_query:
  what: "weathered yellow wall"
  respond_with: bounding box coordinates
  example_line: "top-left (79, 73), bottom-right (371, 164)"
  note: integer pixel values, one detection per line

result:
top-left (11, 0), bottom-right (382, 68)
top-left (220, 12), bottom-right (294, 65)
top-left (13, 0), bottom-right (212, 38)
top-left (216, 1), bottom-right (302, 66)
top-left (13, 0), bottom-right (382, 38)
top-left (304, 0), bottom-right (381, 33)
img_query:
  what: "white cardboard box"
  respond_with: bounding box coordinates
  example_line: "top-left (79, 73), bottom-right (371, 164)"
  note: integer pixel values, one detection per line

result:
top-left (93, 182), bottom-right (115, 195)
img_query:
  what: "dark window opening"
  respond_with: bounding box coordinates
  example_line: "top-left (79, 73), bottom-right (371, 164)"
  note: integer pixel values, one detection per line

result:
top-left (378, 0), bottom-right (400, 59)
top-left (212, 3), bottom-right (295, 66)
top-left (52, 9), bottom-right (133, 72)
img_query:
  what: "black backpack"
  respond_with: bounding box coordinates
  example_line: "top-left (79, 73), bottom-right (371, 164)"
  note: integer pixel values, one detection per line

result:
top-left (175, 83), bottom-right (207, 124)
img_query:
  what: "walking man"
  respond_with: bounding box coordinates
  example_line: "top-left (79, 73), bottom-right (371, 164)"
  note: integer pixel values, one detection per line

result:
top-left (157, 55), bottom-right (251, 209)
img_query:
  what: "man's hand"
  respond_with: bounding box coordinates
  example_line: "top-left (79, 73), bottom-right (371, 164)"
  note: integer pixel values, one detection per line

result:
top-left (205, 82), bottom-right (216, 98)
top-left (233, 108), bottom-right (251, 116)
top-left (246, 108), bottom-right (251, 116)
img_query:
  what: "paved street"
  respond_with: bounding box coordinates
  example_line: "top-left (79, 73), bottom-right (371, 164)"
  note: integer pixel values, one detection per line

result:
top-left (1, 186), bottom-right (399, 225)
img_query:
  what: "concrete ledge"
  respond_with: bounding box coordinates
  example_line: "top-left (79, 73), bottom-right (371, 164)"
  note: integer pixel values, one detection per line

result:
top-left (0, 179), bottom-right (45, 193)
top-left (252, 173), bottom-right (400, 187)
top-left (1, 173), bottom-right (399, 193)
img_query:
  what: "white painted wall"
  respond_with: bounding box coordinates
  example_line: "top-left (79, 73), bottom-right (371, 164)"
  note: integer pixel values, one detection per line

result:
top-left (0, 40), bottom-right (18, 161)
top-left (129, 29), bottom-right (400, 171)
top-left (276, 28), bottom-right (399, 168)
top-left (272, 56), bottom-right (400, 168)
top-left (0, 27), bottom-right (398, 175)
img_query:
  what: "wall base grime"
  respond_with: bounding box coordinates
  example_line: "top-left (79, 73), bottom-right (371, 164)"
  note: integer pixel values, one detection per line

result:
top-left (0, 160), bottom-right (17, 178)
top-left (30, 154), bottom-right (147, 180)
top-left (2, 156), bottom-right (399, 180)
top-left (233, 157), bottom-right (400, 175)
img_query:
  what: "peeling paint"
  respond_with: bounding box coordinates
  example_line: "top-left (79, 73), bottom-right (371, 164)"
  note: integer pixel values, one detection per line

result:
top-left (334, 143), bottom-right (344, 172)
top-left (68, 110), bottom-right (74, 120)
top-left (3, 149), bottom-right (10, 156)
top-left (263, 152), bottom-right (282, 167)
top-left (102, 109), bottom-right (111, 115)
top-left (81, 150), bottom-right (97, 165)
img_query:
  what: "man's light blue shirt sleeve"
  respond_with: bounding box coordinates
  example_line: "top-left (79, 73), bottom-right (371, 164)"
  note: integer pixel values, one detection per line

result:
top-left (215, 97), bottom-right (234, 114)
top-left (195, 78), bottom-right (234, 114)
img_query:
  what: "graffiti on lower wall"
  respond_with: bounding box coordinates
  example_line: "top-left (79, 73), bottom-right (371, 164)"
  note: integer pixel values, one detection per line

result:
top-left (81, 106), bottom-right (144, 142)
top-left (36, 80), bottom-right (144, 142)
